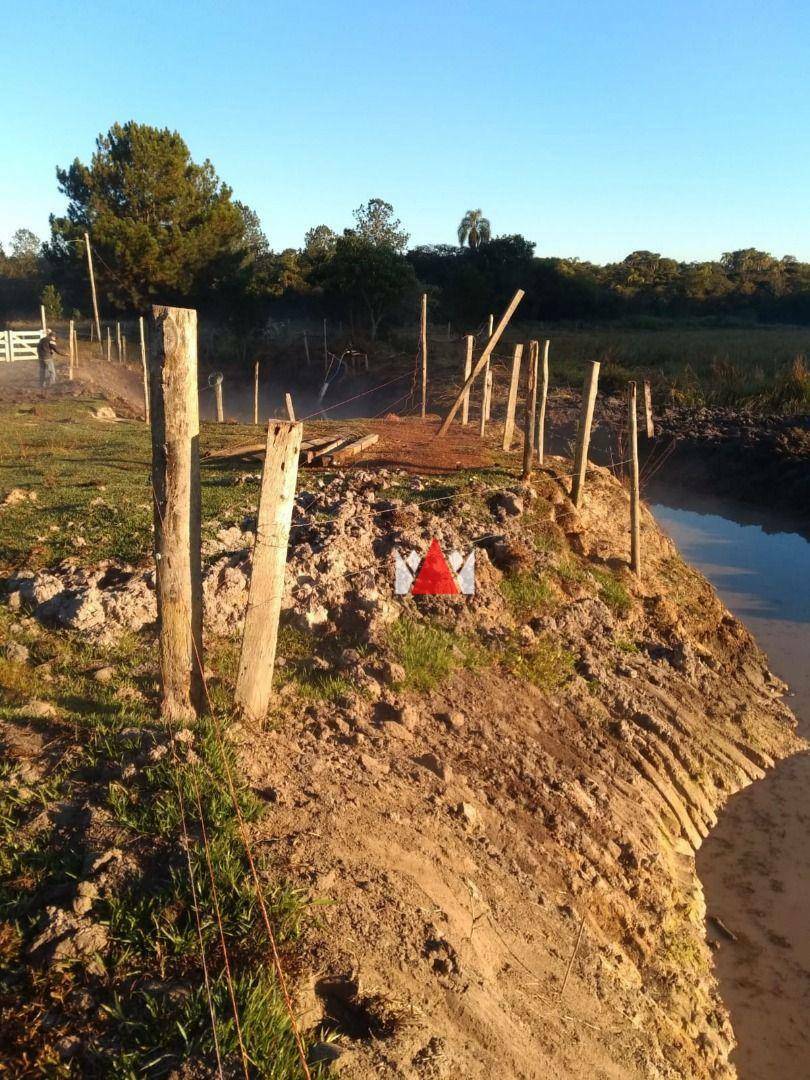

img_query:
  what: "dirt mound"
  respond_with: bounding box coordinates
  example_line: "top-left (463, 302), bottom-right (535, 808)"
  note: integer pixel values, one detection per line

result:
top-left (0, 355), bottom-right (146, 417)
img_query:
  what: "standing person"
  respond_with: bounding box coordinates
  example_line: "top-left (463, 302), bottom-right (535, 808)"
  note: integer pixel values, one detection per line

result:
top-left (37, 329), bottom-right (64, 389)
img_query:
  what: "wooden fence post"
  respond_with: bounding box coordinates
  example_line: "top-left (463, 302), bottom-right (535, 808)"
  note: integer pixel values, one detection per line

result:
top-left (461, 335), bottom-right (473, 426)
top-left (285, 392), bottom-right (296, 421)
top-left (502, 343), bottom-right (524, 451)
top-left (68, 319), bottom-right (75, 380)
top-left (571, 361), bottom-right (600, 508)
top-left (643, 379), bottom-right (655, 438)
top-left (122, 334), bottom-right (127, 364)
top-left (40, 305), bottom-right (47, 334)
top-left (628, 381), bottom-right (641, 576)
top-left (438, 290), bottom-right (525, 435)
top-left (106, 327), bottom-right (112, 364)
top-left (72, 324), bottom-right (79, 371)
top-left (139, 317), bottom-right (150, 423)
top-left (420, 292), bottom-right (428, 418)
top-left (479, 366), bottom-right (493, 438)
top-left (214, 377), bottom-right (224, 423)
top-left (521, 341), bottom-right (539, 481)
top-left (484, 313), bottom-right (494, 421)
top-left (84, 231), bottom-right (102, 349)
top-left (116, 322), bottom-right (122, 363)
top-left (149, 305), bottom-right (203, 720)
top-left (235, 421), bottom-right (303, 722)
top-left (536, 339), bottom-right (550, 464)
top-left (254, 361), bottom-right (260, 425)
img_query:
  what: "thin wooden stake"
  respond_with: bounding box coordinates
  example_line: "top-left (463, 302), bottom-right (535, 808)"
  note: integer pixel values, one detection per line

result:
top-left (560, 912), bottom-right (586, 1000)
top-left (484, 313), bottom-right (494, 421)
top-left (521, 341), bottom-right (539, 481)
top-left (438, 290), bottom-right (525, 435)
top-left (479, 366), bottom-right (493, 439)
top-left (643, 378), bottom-right (655, 438)
top-left (536, 339), bottom-right (550, 464)
top-left (40, 305), bottom-right (47, 334)
top-left (571, 361), bottom-right (600, 508)
top-left (84, 231), bottom-right (102, 348)
top-left (149, 305), bottom-right (203, 721)
top-left (253, 361), bottom-right (260, 425)
top-left (116, 321), bottom-right (122, 363)
top-left (502, 343), bottom-right (524, 451)
top-left (106, 327), bottom-right (111, 364)
top-left (235, 421), bottom-right (303, 722)
top-left (121, 334), bottom-right (127, 364)
top-left (68, 319), bottom-right (75, 380)
top-left (214, 378), bottom-right (224, 423)
top-left (420, 292), bottom-right (428, 419)
top-left (139, 317), bottom-right (149, 423)
top-left (285, 393), bottom-right (296, 422)
top-left (628, 381), bottom-right (641, 576)
top-left (461, 336), bottom-right (473, 426)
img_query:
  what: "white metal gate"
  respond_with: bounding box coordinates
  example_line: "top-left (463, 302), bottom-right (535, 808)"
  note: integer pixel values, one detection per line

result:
top-left (0, 330), bottom-right (43, 362)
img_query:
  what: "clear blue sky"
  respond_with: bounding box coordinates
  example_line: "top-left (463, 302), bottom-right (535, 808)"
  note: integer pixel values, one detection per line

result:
top-left (2, 0), bottom-right (808, 263)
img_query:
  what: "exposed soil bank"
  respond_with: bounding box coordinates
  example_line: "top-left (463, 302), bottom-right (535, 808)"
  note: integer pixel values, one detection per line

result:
top-left (655, 500), bottom-right (810, 1080)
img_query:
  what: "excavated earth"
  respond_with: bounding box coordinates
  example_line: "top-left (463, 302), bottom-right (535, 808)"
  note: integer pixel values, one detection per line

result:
top-left (2, 453), bottom-right (803, 1078)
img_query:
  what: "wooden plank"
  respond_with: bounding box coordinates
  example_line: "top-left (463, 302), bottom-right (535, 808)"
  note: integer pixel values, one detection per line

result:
top-left (501, 343), bottom-right (524, 451)
top-left (235, 420), bottom-right (303, 722)
top-left (643, 378), bottom-right (655, 438)
top-left (571, 361), bottom-right (600, 508)
top-left (437, 290), bottom-right (524, 435)
top-left (306, 435), bottom-right (351, 464)
top-left (149, 304), bottom-right (203, 720)
top-left (285, 392), bottom-right (296, 422)
top-left (204, 439), bottom-right (267, 461)
top-left (325, 432), bottom-right (379, 463)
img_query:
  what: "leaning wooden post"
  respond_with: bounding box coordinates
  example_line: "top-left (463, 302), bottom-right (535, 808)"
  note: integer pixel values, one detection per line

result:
top-left (420, 292), bottom-right (428, 418)
top-left (235, 420), bottom-right (303, 722)
top-left (571, 361), bottom-right (600, 508)
top-left (484, 313), bottom-right (495, 421)
top-left (285, 393), bottom-right (296, 421)
top-left (139, 316), bottom-right (150, 423)
top-left (502, 343), bottom-right (524, 450)
top-left (253, 361), bottom-right (260, 425)
top-left (214, 377), bottom-right (224, 423)
top-left (106, 327), bottom-right (112, 364)
top-left (438, 290), bottom-right (525, 435)
top-left (83, 231), bottom-right (102, 349)
top-left (536, 339), bottom-right (550, 464)
top-left (461, 335), bottom-right (473, 426)
top-left (628, 382), bottom-right (642, 576)
top-left (521, 341), bottom-right (539, 481)
top-left (643, 379), bottom-right (655, 438)
top-left (149, 305), bottom-right (203, 720)
top-left (68, 319), bottom-right (75, 380)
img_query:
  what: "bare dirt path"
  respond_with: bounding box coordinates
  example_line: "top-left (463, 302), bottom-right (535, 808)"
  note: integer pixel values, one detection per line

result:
top-left (0, 355), bottom-right (146, 416)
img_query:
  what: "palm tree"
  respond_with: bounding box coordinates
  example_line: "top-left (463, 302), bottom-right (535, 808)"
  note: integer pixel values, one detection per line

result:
top-left (457, 209), bottom-right (491, 250)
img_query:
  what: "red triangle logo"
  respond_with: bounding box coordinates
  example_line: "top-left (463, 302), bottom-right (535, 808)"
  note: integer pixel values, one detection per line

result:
top-left (410, 539), bottom-right (460, 595)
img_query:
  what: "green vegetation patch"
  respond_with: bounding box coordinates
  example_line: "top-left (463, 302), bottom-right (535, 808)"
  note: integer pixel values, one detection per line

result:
top-left (388, 617), bottom-right (484, 692)
top-left (503, 635), bottom-right (575, 691)
top-left (499, 570), bottom-right (556, 617)
top-left (590, 567), bottom-right (633, 617)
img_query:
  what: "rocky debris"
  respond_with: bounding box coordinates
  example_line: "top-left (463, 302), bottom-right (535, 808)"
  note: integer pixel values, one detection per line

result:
top-left (5, 640), bottom-right (29, 663)
top-left (17, 700), bottom-right (58, 720)
top-left (2, 487), bottom-right (37, 507)
top-left (91, 405), bottom-right (117, 421)
top-left (490, 490), bottom-right (524, 518)
top-left (28, 906), bottom-right (108, 971)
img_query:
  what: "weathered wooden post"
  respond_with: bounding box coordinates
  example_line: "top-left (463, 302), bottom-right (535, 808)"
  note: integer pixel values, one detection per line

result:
top-left (235, 420), bottom-right (303, 722)
top-left (461, 336), bottom-right (473, 426)
top-left (536, 339), bottom-right (550, 464)
top-left (253, 361), bottom-right (260, 425)
top-left (479, 367), bottom-right (493, 439)
top-left (214, 376), bottom-right (224, 423)
top-left (106, 327), bottom-right (112, 364)
top-left (139, 317), bottom-right (150, 423)
top-left (521, 341), bottom-right (539, 481)
top-left (484, 313), bottom-right (495, 422)
top-left (628, 381), bottom-right (641, 576)
top-left (121, 334), bottom-right (127, 364)
top-left (571, 361), bottom-right (600, 508)
top-left (643, 379), bottom-right (655, 438)
top-left (502, 342), bottom-right (524, 451)
top-left (68, 319), bottom-right (75, 380)
top-left (149, 305), bottom-right (203, 720)
top-left (285, 393), bottom-right (296, 422)
top-left (420, 292), bottom-right (428, 419)
top-left (116, 322), bottom-right (122, 363)
top-left (438, 290), bottom-right (525, 435)
top-left (72, 324), bottom-right (79, 371)
top-left (40, 305), bottom-right (47, 335)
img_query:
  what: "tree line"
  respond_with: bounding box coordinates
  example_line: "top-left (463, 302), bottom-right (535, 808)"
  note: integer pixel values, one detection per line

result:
top-left (3, 121), bottom-right (810, 335)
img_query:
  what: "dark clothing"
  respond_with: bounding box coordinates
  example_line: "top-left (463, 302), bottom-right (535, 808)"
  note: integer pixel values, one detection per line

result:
top-left (37, 337), bottom-right (63, 361)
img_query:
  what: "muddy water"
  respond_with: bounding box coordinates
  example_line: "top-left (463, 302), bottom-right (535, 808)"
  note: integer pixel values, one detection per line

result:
top-left (652, 498), bottom-right (810, 1080)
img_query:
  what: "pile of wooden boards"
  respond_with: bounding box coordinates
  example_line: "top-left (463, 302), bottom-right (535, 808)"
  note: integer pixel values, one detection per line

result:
top-left (203, 432), bottom-right (379, 468)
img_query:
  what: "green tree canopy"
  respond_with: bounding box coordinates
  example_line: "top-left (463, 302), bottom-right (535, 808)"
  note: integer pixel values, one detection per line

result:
top-left (47, 121), bottom-right (250, 310)
top-left (457, 209), bottom-right (491, 249)
top-left (352, 198), bottom-right (409, 252)
top-left (320, 233), bottom-right (417, 338)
